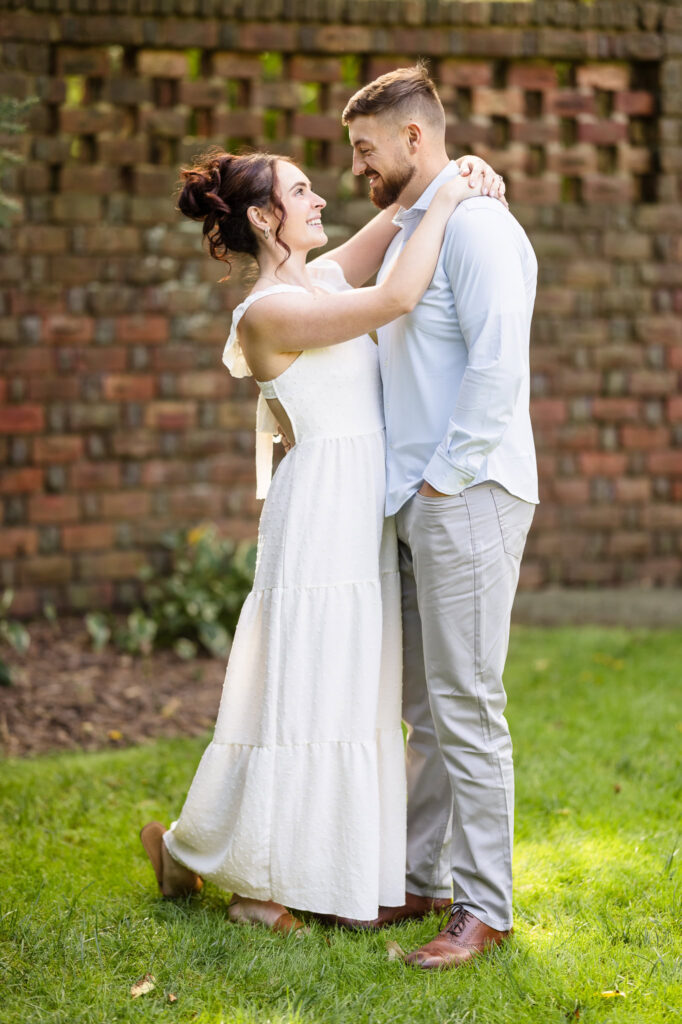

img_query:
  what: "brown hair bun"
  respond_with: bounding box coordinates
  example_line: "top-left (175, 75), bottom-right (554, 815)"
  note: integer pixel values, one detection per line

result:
top-left (177, 148), bottom-right (290, 270)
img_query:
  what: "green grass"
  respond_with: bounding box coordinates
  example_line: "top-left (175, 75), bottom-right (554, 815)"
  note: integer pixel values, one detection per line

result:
top-left (1, 627), bottom-right (680, 1023)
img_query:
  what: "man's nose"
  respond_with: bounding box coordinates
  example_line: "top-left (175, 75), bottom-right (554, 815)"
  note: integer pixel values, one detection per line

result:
top-left (351, 152), bottom-right (365, 175)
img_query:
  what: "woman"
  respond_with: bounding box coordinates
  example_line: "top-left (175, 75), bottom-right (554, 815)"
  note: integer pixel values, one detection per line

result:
top-left (140, 148), bottom-right (502, 932)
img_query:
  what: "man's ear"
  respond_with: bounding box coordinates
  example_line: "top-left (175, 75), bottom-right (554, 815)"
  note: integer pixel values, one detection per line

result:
top-left (405, 122), bottom-right (423, 151)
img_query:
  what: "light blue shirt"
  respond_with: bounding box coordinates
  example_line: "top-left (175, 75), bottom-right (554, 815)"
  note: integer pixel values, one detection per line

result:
top-left (377, 161), bottom-right (539, 516)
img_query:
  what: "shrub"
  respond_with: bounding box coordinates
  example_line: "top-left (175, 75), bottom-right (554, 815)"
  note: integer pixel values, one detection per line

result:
top-left (0, 590), bottom-right (30, 686)
top-left (86, 526), bottom-right (257, 659)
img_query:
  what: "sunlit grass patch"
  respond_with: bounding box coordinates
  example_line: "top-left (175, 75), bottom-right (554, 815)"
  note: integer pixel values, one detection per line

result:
top-left (1, 626), bottom-right (680, 1023)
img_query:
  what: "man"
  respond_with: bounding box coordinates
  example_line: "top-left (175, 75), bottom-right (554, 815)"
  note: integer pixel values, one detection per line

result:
top-left (341, 64), bottom-right (539, 969)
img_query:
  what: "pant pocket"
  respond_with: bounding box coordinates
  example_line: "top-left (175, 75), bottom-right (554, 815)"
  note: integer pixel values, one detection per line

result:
top-left (491, 487), bottom-right (534, 560)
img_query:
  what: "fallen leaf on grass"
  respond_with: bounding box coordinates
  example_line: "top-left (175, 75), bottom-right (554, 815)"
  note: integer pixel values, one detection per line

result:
top-left (168, 992), bottom-right (177, 1003)
top-left (386, 939), bottom-right (406, 961)
top-left (130, 973), bottom-right (156, 998)
top-left (599, 990), bottom-right (626, 998)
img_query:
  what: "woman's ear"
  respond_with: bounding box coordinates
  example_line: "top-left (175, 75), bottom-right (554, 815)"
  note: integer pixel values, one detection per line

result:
top-left (247, 205), bottom-right (269, 234)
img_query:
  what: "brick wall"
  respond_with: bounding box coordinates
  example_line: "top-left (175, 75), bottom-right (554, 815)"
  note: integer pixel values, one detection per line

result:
top-left (1, 0), bottom-right (681, 615)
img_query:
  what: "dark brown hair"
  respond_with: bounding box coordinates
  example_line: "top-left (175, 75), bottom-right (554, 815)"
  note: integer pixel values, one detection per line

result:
top-left (342, 62), bottom-right (445, 130)
top-left (176, 148), bottom-right (292, 274)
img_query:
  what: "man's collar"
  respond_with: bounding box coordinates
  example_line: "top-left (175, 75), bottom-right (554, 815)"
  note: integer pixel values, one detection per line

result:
top-left (393, 160), bottom-right (461, 224)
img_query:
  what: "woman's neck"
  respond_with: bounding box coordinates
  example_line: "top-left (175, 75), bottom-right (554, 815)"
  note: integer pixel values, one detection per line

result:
top-left (255, 250), bottom-right (315, 292)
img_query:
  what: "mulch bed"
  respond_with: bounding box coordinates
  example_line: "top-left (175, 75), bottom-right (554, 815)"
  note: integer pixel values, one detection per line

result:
top-left (0, 618), bottom-right (226, 759)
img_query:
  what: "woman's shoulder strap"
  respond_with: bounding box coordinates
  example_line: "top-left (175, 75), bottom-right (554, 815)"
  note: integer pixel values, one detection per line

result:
top-left (222, 284), bottom-right (306, 378)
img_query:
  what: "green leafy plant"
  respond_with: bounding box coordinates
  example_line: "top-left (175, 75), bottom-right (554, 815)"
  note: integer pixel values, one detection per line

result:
top-left (0, 95), bottom-right (37, 227)
top-left (0, 590), bottom-right (30, 686)
top-left (85, 526), bottom-right (256, 659)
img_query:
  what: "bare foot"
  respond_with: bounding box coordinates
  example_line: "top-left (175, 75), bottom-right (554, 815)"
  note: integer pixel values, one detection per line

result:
top-left (228, 895), bottom-right (306, 934)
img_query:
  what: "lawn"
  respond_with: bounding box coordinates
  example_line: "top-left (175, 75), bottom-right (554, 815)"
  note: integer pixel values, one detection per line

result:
top-left (1, 626), bottom-right (680, 1023)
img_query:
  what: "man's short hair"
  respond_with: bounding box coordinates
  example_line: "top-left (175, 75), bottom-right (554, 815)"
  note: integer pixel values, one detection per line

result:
top-left (342, 62), bottom-right (445, 132)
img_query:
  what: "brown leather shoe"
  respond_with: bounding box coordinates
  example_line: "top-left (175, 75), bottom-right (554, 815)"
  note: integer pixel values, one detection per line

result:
top-left (324, 892), bottom-right (452, 930)
top-left (404, 903), bottom-right (511, 969)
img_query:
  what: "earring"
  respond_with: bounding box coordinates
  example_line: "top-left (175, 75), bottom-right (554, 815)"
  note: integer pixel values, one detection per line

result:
top-left (263, 226), bottom-right (270, 240)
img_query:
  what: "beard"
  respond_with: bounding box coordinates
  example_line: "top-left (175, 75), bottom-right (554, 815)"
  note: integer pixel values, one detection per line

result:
top-left (366, 159), bottom-right (416, 209)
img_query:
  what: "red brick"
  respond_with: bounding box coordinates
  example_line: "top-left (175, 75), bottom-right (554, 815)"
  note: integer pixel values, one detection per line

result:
top-left (566, 561), bottom-right (617, 585)
top-left (509, 177), bottom-right (561, 204)
top-left (301, 25), bottom-right (370, 53)
top-left (33, 436), bottom-right (84, 464)
top-left (629, 371), bottom-right (677, 396)
top-left (211, 111), bottom-right (263, 137)
top-left (56, 46), bottom-right (112, 76)
top-left (592, 398), bottom-right (640, 422)
top-left (144, 402), bottom-right (197, 430)
top-left (100, 492), bottom-right (151, 520)
top-left (211, 53), bottom-right (262, 78)
top-left (614, 91), bottom-right (656, 116)
top-left (647, 453), bottom-right (682, 475)
top-left (60, 166), bottom-right (119, 195)
top-left (552, 478), bottom-right (590, 503)
top-left (546, 90), bottom-right (596, 117)
top-left (0, 405), bottom-right (44, 433)
top-left (578, 121), bottom-right (629, 145)
top-left (59, 107), bottom-right (125, 135)
top-left (530, 399), bottom-right (567, 426)
top-left (102, 375), bottom-right (156, 401)
top-left (635, 315), bottom-right (681, 346)
top-left (0, 527), bottom-right (38, 558)
top-left (1, 347), bottom-right (54, 375)
top-left (16, 226), bottom-right (67, 254)
top-left (557, 425), bottom-right (600, 450)
top-left (176, 372), bottom-right (232, 399)
top-left (603, 233), bottom-right (652, 262)
top-left (576, 65), bottom-right (629, 91)
top-left (472, 87), bottom-right (525, 117)
top-left (0, 467), bottom-right (43, 494)
top-left (69, 463), bottom-right (122, 491)
top-left (507, 65), bottom-right (557, 90)
top-left (20, 556), bottom-right (72, 585)
top-left (28, 494), bottom-right (80, 524)
top-left (614, 478), bottom-right (651, 503)
top-left (621, 426), bottom-right (670, 450)
top-left (668, 396), bottom-right (682, 422)
top-left (43, 315), bottom-right (94, 345)
top-left (582, 175), bottom-right (636, 204)
top-left (115, 316), bottom-right (169, 344)
top-left (62, 523), bottom-right (115, 551)
top-left (579, 452), bottom-right (628, 476)
top-left (28, 378), bottom-right (79, 402)
top-left (66, 581), bottom-right (114, 610)
top-left (137, 50), bottom-right (189, 77)
top-left (556, 369), bottom-right (603, 394)
top-left (141, 460), bottom-right (191, 487)
top-left (289, 56), bottom-right (343, 83)
top-left (609, 532), bottom-right (651, 557)
top-left (291, 113), bottom-right (342, 141)
top-left (78, 551), bottom-right (147, 581)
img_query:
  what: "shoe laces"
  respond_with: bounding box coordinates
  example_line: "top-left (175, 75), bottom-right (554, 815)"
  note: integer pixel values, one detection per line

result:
top-left (438, 902), bottom-right (472, 938)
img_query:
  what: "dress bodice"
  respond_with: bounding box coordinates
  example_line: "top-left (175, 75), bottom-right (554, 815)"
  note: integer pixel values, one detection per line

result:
top-left (223, 258), bottom-right (384, 497)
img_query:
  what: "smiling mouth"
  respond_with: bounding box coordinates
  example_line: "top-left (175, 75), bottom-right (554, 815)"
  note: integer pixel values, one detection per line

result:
top-left (307, 218), bottom-right (323, 227)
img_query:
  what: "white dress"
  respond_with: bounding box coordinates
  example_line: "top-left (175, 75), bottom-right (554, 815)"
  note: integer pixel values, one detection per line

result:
top-left (164, 259), bottom-right (406, 919)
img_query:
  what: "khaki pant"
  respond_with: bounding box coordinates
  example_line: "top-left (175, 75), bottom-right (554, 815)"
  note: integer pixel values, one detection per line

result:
top-left (395, 482), bottom-right (535, 931)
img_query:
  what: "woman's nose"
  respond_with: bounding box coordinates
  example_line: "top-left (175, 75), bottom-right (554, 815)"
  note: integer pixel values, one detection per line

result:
top-left (313, 193), bottom-right (326, 209)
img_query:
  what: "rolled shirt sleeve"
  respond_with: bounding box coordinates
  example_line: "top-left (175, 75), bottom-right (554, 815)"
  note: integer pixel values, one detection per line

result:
top-left (422, 207), bottom-right (530, 495)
